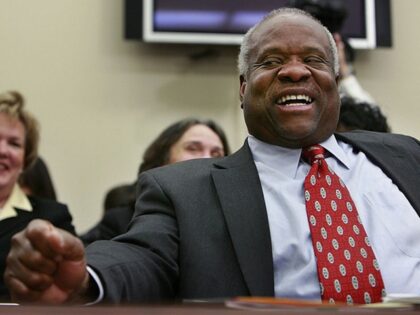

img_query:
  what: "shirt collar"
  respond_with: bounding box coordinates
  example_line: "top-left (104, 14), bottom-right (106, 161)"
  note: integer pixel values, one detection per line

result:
top-left (0, 184), bottom-right (33, 220)
top-left (247, 135), bottom-right (350, 178)
top-left (247, 135), bottom-right (302, 178)
top-left (320, 135), bottom-right (350, 169)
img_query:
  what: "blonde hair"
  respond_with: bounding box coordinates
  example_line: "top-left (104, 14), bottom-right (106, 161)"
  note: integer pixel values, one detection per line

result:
top-left (0, 91), bottom-right (39, 169)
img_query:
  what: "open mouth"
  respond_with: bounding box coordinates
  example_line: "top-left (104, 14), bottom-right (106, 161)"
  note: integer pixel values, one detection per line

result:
top-left (277, 94), bottom-right (313, 107)
top-left (0, 163), bottom-right (9, 171)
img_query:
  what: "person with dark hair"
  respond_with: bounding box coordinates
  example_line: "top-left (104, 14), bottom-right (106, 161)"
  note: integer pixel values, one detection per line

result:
top-left (5, 9), bottom-right (420, 306)
top-left (102, 184), bottom-right (136, 214)
top-left (0, 91), bottom-right (75, 301)
top-left (80, 118), bottom-right (230, 245)
top-left (337, 97), bottom-right (391, 133)
top-left (18, 156), bottom-right (58, 201)
top-left (102, 117), bottom-right (231, 211)
top-left (139, 117), bottom-right (230, 173)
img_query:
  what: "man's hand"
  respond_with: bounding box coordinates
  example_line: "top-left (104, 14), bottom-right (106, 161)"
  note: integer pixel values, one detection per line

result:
top-left (4, 219), bottom-right (89, 304)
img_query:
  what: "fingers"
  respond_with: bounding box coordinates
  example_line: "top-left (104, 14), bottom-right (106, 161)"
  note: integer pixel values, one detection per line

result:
top-left (6, 276), bottom-right (33, 302)
top-left (24, 219), bottom-right (67, 260)
top-left (5, 272), bottom-right (49, 303)
top-left (53, 237), bottom-right (88, 292)
top-left (6, 275), bottom-right (70, 305)
top-left (26, 219), bottom-right (85, 262)
top-left (56, 231), bottom-right (85, 262)
top-left (5, 249), bottom-right (54, 290)
top-left (5, 219), bottom-right (87, 303)
top-left (5, 220), bottom-right (59, 294)
top-left (9, 229), bottom-right (57, 274)
top-left (5, 239), bottom-right (56, 304)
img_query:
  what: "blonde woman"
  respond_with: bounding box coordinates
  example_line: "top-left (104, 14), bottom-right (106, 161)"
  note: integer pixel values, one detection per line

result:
top-left (0, 91), bottom-right (75, 301)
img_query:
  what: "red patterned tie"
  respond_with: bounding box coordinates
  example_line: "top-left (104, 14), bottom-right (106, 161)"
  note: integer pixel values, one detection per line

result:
top-left (303, 145), bottom-right (385, 304)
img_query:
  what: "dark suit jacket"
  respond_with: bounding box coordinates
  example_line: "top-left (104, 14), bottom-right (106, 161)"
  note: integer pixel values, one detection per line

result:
top-left (0, 196), bottom-right (75, 301)
top-left (86, 131), bottom-right (420, 303)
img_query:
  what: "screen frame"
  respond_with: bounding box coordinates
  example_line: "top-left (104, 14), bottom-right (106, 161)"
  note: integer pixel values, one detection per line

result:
top-left (142, 0), bottom-right (377, 49)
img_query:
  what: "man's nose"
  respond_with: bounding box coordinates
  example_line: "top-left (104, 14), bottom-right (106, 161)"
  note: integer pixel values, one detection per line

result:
top-left (277, 60), bottom-right (311, 82)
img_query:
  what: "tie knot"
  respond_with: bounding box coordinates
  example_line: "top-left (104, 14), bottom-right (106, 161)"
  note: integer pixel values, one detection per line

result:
top-left (303, 145), bottom-right (325, 164)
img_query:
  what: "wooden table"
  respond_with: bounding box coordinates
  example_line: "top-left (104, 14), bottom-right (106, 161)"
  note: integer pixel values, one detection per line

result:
top-left (0, 301), bottom-right (418, 315)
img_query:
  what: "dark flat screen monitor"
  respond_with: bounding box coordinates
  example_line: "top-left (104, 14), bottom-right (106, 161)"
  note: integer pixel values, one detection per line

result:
top-left (125, 0), bottom-right (392, 48)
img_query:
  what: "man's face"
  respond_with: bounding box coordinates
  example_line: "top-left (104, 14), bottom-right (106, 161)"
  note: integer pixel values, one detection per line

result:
top-left (240, 14), bottom-right (340, 148)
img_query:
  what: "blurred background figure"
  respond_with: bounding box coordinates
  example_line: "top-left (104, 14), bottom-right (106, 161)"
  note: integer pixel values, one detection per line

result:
top-left (81, 117), bottom-right (230, 245)
top-left (289, 0), bottom-right (375, 103)
top-left (0, 90), bottom-right (75, 301)
top-left (337, 96), bottom-right (391, 132)
top-left (102, 183), bottom-right (136, 214)
top-left (18, 156), bottom-right (57, 201)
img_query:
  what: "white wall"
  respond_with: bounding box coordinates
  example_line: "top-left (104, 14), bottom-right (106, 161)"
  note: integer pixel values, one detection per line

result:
top-left (1, 0), bottom-right (418, 233)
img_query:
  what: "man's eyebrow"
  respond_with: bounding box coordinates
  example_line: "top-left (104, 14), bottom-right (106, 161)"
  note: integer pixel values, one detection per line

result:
top-left (256, 47), bottom-right (284, 57)
top-left (302, 46), bottom-right (329, 56)
top-left (257, 44), bottom-right (327, 57)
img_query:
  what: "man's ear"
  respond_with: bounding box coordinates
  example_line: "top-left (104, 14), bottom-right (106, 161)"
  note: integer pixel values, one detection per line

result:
top-left (239, 75), bottom-right (246, 102)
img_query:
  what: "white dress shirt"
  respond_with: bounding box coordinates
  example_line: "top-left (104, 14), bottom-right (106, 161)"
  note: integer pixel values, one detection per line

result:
top-left (248, 134), bottom-right (420, 300)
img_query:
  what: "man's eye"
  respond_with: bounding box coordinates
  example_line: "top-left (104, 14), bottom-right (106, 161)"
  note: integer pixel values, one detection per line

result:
top-left (254, 59), bottom-right (282, 69)
top-left (262, 59), bottom-right (282, 67)
top-left (305, 56), bottom-right (326, 64)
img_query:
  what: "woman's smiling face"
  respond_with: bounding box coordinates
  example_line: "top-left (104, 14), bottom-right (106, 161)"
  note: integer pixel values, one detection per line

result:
top-left (0, 113), bottom-right (26, 198)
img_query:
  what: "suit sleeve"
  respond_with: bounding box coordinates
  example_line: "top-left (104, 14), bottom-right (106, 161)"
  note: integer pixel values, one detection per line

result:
top-left (85, 171), bottom-right (179, 303)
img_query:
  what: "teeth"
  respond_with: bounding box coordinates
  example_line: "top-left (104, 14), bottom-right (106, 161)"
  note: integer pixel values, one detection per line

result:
top-left (278, 94), bottom-right (312, 105)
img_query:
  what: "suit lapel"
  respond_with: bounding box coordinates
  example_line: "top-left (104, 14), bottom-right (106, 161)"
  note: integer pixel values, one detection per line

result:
top-left (211, 142), bottom-right (274, 296)
top-left (336, 132), bottom-right (420, 215)
top-left (0, 208), bottom-right (32, 237)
